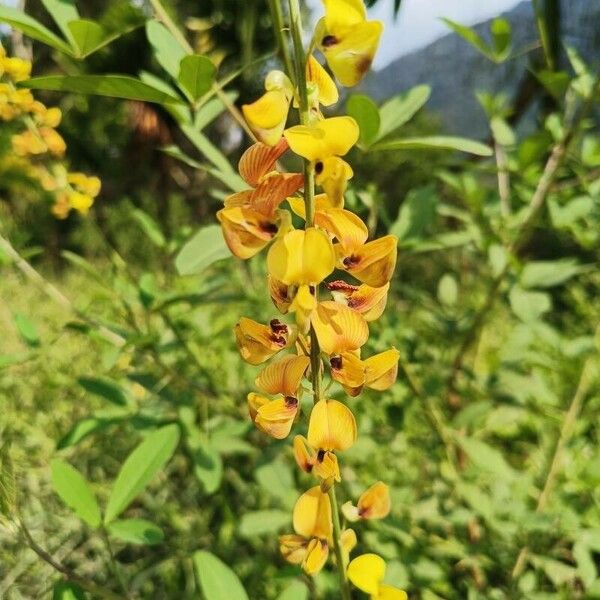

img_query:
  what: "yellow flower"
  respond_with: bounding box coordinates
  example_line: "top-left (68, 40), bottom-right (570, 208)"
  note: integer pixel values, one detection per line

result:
top-left (315, 156), bottom-right (354, 206)
top-left (329, 351), bottom-right (365, 396)
top-left (364, 348), bottom-right (400, 391)
top-left (280, 486), bottom-right (332, 575)
top-left (293, 434), bottom-right (341, 482)
top-left (247, 393), bottom-right (299, 439)
top-left (267, 228), bottom-right (335, 332)
top-left (268, 275), bottom-right (293, 314)
top-left (315, 0), bottom-right (383, 87)
top-left (307, 398), bottom-right (357, 452)
top-left (285, 116), bottom-right (358, 162)
top-left (68, 172), bottom-right (101, 197)
top-left (311, 301), bottom-right (368, 355)
top-left (40, 127), bottom-right (66, 156)
top-left (68, 191), bottom-right (94, 215)
top-left (337, 234), bottom-right (398, 288)
top-left (234, 317), bottom-right (294, 365)
top-left (329, 348), bottom-right (398, 396)
top-left (255, 354), bottom-right (310, 397)
top-left (328, 280), bottom-right (389, 322)
top-left (342, 481), bottom-right (391, 522)
top-left (242, 70), bottom-right (293, 146)
top-left (1, 56), bottom-right (32, 82)
top-left (306, 54), bottom-right (339, 107)
top-left (347, 553), bottom-right (407, 600)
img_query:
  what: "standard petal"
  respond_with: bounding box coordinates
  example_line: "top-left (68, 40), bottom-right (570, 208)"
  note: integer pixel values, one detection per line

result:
top-left (312, 301), bottom-right (369, 355)
top-left (242, 89), bottom-right (290, 146)
top-left (364, 348), bottom-right (400, 391)
top-left (307, 399), bottom-right (357, 452)
top-left (234, 317), bottom-right (291, 365)
top-left (255, 354), bottom-right (310, 396)
top-left (328, 280), bottom-right (390, 322)
top-left (293, 485), bottom-right (333, 539)
top-left (238, 138), bottom-right (289, 186)
top-left (316, 207), bottom-right (367, 252)
top-left (322, 0), bottom-right (366, 28)
top-left (357, 481), bottom-right (391, 520)
top-left (347, 553), bottom-right (386, 595)
top-left (338, 235), bottom-right (398, 287)
top-left (284, 117), bottom-right (359, 161)
top-left (255, 396), bottom-right (299, 439)
top-left (217, 207), bottom-right (277, 259)
top-left (251, 172), bottom-right (305, 217)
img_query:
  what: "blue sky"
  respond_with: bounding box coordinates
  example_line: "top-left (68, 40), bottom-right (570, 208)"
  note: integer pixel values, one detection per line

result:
top-left (307, 0), bottom-right (524, 68)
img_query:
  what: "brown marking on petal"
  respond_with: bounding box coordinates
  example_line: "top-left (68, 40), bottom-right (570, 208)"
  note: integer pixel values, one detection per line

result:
top-left (270, 319), bottom-right (288, 334)
top-left (315, 161), bottom-right (324, 175)
top-left (261, 222), bottom-right (279, 235)
top-left (343, 255), bottom-right (360, 268)
top-left (285, 396), bottom-right (298, 408)
top-left (321, 35), bottom-right (338, 48)
top-left (357, 56), bottom-right (373, 77)
top-left (308, 285), bottom-right (316, 295)
top-left (330, 355), bottom-right (343, 370)
top-left (270, 334), bottom-right (287, 346)
top-left (327, 280), bottom-right (359, 293)
top-left (317, 449), bottom-right (326, 462)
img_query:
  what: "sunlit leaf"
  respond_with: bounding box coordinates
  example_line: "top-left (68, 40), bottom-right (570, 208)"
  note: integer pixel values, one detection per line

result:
top-left (146, 20), bottom-right (187, 80)
top-left (175, 225), bottom-right (231, 276)
top-left (178, 55), bottom-right (216, 102)
top-left (193, 551), bottom-right (249, 600)
top-left (376, 85), bottom-right (430, 141)
top-left (13, 313), bottom-right (40, 347)
top-left (239, 510), bottom-right (289, 538)
top-left (373, 136), bottom-right (492, 156)
top-left (78, 376), bottom-right (128, 406)
top-left (346, 94), bottom-right (380, 147)
top-left (107, 518), bottom-right (165, 545)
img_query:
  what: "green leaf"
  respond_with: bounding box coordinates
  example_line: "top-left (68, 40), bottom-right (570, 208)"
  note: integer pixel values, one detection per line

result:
top-left (490, 18), bottom-right (512, 60)
top-left (107, 518), bottom-right (165, 545)
top-left (50, 459), bottom-right (101, 528)
top-left (67, 19), bottom-right (119, 59)
top-left (130, 208), bottom-right (166, 248)
top-left (346, 94), bottom-right (380, 147)
top-left (0, 440), bottom-right (17, 520)
top-left (457, 437), bottom-right (513, 479)
top-left (255, 459), bottom-right (296, 508)
top-left (488, 244), bottom-right (507, 278)
top-left (376, 85), bottom-right (431, 141)
top-left (239, 510), bottom-right (290, 538)
top-left (277, 581), bottom-right (309, 600)
top-left (437, 274), bottom-right (458, 306)
top-left (146, 20), bottom-right (187, 80)
top-left (442, 18), bottom-right (493, 60)
top-left (175, 225), bottom-right (231, 276)
top-left (390, 185), bottom-right (438, 243)
top-left (194, 93), bottom-right (237, 130)
top-left (193, 550), bottom-right (249, 600)
top-left (40, 0), bottom-right (79, 43)
top-left (21, 75), bottom-right (182, 104)
top-left (373, 136), bottom-right (492, 156)
top-left (192, 442), bottom-right (223, 495)
top-left (13, 313), bottom-right (40, 347)
top-left (178, 55), bottom-right (216, 102)
top-left (104, 424), bottom-right (180, 523)
top-left (490, 116), bottom-right (515, 146)
top-left (78, 376), bottom-right (128, 406)
top-left (530, 556), bottom-right (577, 587)
top-left (0, 6), bottom-right (73, 54)
top-left (57, 415), bottom-right (123, 450)
top-left (509, 286), bottom-right (552, 322)
top-left (549, 196), bottom-right (593, 227)
top-left (520, 259), bottom-right (584, 289)
top-left (52, 581), bottom-right (86, 600)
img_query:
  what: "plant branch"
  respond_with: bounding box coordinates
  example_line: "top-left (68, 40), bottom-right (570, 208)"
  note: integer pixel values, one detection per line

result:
top-left (268, 0), bottom-right (295, 81)
top-left (328, 486), bottom-right (352, 600)
top-left (511, 325), bottom-right (599, 580)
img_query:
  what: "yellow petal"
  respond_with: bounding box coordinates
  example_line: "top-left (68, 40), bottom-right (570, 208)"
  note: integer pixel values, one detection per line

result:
top-left (290, 284), bottom-right (318, 334)
top-left (340, 528), bottom-right (357, 564)
top-left (288, 193), bottom-right (335, 220)
top-left (284, 116), bottom-right (359, 161)
top-left (338, 235), bottom-right (398, 287)
top-left (316, 208), bottom-right (367, 251)
top-left (347, 553), bottom-right (386, 595)
top-left (312, 301), bottom-right (369, 355)
top-left (313, 450), bottom-right (341, 482)
top-left (357, 481), bottom-right (391, 520)
top-left (303, 538), bottom-right (329, 575)
top-left (234, 317), bottom-right (292, 365)
top-left (268, 275), bottom-right (293, 314)
top-left (364, 348), bottom-right (400, 391)
top-left (307, 399), bottom-right (357, 452)
top-left (255, 396), bottom-right (299, 439)
top-left (242, 89), bottom-right (290, 146)
top-left (318, 21), bottom-right (383, 87)
top-left (378, 585), bottom-right (408, 600)
top-left (306, 54), bottom-right (339, 107)
top-left (267, 228), bottom-right (335, 285)
top-left (329, 281), bottom-right (390, 322)
top-left (238, 138), bottom-right (289, 186)
top-left (293, 485), bottom-right (332, 539)
top-left (330, 352), bottom-right (366, 397)
top-left (255, 354), bottom-right (310, 396)
top-left (293, 435), bottom-right (314, 474)
top-left (279, 534), bottom-right (308, 565)
top-left (247, 392), bottom-right (269, 420)
top-left (322, 0), bottom-right (366, 28)
top-left (217, 207), bottom-right (277, 259)
top-left (341, 501), bottom-right (361, 523)
top-left (315, 157), bottom-right (353, 207)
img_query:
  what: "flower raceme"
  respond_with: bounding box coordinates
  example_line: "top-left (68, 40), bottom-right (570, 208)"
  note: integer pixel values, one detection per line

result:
top-left (216, 0), bottom-right (404, 587)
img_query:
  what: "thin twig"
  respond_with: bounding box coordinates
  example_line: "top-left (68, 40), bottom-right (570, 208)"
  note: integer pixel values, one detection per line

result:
top-left (495, 141), bottom-right (511, 218)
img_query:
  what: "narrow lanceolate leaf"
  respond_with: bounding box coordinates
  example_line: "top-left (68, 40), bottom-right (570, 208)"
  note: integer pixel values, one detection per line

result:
top-left (178, 55), bottom-right (216, 102)
top-left (77, 376), bottom-right (128, 406)
top-left (175, 225), bottom-right (231, 276)
top-left (20, 75), bottom-right (183, 104)
top-left (372, 136), bottom-right (493, 156)
top-left (107, 518), bottom-right (164, 545)
top-left (67, 19), bottom-right (119, 59)
top-left (193, 551), bottom-right (249, 600)
top-left (376, 84), bottom-right (431, 141)
top-left (104, 424), bottom-right (180, 523)
top-left (40, 0), bottom-right (79, 43)
top-left (50, 459), bottom-right (101, 528)
top-left (130, 209), bottom-right (166, 248)
top-left (146, 20), bottom-right (188, 80)
top-left (13, 313), bottom-right (40, 347)
top-left (0, 7), bottom-right (73, 55)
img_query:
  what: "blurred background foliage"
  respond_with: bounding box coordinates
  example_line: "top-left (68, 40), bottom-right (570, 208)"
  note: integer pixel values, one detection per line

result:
top-left (1, 0), bottom-right (599, 599)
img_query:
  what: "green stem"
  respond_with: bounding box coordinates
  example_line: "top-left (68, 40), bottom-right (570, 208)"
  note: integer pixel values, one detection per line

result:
top-left (268, 0), bottom-right (295, 80)
top-left (328, 486), bottom-right (352, 600)
top-left (100, 526), bottom-right (130, 598)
